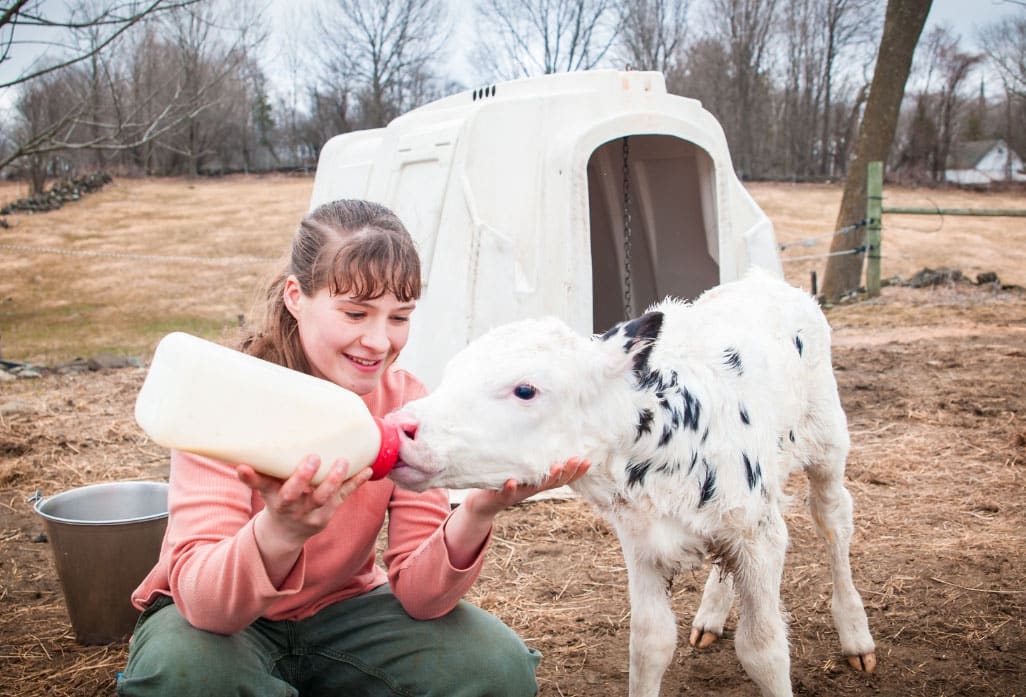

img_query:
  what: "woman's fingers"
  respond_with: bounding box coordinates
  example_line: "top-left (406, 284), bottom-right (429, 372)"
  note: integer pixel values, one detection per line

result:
top-left (337, 466), bottom-right (373, 500)
top-left (563, 457), bottom-right (591, 483)
top-left (539, 457), bottom-right (590, 490)
top-left (305, 458), bottom-right (371, 509)
top-left (310, 459), bottom-right (350, 507)
top-left (277, 455), bottom-right (320, 504)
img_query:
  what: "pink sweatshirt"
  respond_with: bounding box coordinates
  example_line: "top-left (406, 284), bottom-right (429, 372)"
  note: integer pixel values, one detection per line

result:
top-left (131, 367), bottom-right (488, 635)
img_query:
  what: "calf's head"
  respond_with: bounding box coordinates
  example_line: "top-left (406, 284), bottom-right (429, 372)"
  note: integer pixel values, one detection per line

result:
top-left (387, 315), bottom-right (651, 492)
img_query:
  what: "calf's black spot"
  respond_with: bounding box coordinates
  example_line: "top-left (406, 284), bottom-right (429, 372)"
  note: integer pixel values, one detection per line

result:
top-left (742, 453), bottom-right (762, 490)
top-left (699, 461), bottom-right (716, 507)
top-left (635, 408), bottom-right (654, 440)
top-left (723, 347), bottom-right (744, 374)
top-left (658, 425), bottom-right (674, 448)
top-left (626, 459), bottom-right (653, 488)
top-left (681, 388), bottom-right (702, 431)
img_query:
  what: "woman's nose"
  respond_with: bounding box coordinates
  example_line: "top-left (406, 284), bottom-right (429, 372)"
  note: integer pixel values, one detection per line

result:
top-left (360, 322), bottom-right (390, 352)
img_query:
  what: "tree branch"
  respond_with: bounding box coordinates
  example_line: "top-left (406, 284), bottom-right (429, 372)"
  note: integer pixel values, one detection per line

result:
top-left (0, 0), bottom-right (203, 89)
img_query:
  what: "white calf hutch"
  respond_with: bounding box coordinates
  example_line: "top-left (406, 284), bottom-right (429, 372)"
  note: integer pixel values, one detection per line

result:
top-left (310, 69), bottom-right (782, 391)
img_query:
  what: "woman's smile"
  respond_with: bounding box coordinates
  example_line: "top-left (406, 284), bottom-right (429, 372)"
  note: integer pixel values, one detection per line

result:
top-left (346, 353), bottom-right (383, 371)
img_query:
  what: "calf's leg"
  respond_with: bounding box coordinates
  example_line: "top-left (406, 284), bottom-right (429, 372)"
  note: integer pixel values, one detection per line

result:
top-left (619, 536), bottom-right (677, 697)
top-left (732, 509), bottom-right (793, 697)
top-left (801, 396), bottom-right (876, 672)
top-left (689, 565), bottom-right (734, 648)
top-left (805, 466), bottom-right (876, 671)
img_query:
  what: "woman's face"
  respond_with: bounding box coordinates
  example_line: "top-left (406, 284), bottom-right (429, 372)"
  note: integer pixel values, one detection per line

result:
top-left (284, 277), bottom-right (415, 395)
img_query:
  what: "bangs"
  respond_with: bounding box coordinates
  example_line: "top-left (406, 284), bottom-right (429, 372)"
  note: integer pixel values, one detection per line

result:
top-left (326, 228), bottom-right (421, 302)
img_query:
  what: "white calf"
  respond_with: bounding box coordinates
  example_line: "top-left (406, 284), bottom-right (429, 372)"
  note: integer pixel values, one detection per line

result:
top-left (389, 270), bottom-right (876, 697)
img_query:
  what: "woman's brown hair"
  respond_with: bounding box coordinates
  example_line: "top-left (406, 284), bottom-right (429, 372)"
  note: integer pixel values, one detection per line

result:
top-left (239, 200), bottom-right (421, 373)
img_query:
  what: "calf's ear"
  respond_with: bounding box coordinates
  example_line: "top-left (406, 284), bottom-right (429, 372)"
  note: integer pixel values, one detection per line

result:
top-left (623, 311), bottom-right (664, 376)
top-left (598, 310), bottom-right (664, 379)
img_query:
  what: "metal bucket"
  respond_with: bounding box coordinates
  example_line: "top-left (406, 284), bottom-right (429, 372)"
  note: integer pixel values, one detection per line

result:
top-left (34, 481), bottom-right (168, 645)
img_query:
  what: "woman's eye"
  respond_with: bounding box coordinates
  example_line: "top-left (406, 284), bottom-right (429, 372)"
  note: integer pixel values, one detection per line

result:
top-left (513, 384), bottom-right (537, 400)
top-left (344, 311), bottom-right (366, 320)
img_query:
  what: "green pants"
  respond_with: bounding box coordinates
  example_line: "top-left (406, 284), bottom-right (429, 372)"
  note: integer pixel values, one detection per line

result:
top-left (117, 585), bottom-right (541, 696)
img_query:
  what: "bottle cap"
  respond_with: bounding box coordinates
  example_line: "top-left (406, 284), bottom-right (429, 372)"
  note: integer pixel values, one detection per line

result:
top-left (370, 417), bottom-right (400, 480)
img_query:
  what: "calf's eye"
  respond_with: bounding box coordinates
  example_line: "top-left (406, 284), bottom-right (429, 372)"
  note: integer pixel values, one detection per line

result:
top-left (513, 384), bottom-right (538, 400)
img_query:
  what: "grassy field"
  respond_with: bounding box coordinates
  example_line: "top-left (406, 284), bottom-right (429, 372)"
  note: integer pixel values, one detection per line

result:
top-left (1, 175), bottom-right (1024, 365)
top-left (1, 174), bottom-right (1024, 697)
top-left (0, 175), bottom-right (312, 365)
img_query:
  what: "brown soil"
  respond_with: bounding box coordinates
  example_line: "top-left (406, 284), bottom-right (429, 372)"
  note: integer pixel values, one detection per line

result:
top-left (1, 178), bottom-right (1025, 696)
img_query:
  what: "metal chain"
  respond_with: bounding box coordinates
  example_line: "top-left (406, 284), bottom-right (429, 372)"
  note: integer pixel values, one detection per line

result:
top-left (622, 136), bottom-right (633, 320)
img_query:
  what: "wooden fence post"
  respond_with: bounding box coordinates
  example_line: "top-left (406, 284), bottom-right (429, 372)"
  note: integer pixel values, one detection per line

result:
top-left (866, 161), bottom-right (883, 297)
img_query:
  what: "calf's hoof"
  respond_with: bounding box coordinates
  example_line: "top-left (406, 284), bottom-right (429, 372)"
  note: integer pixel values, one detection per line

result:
top-left (846, 652), bottom-right (877, 673)
top-left (688, 626), bottom-right (720, 649)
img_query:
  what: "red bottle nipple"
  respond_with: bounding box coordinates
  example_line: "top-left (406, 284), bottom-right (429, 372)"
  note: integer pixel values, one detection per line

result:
top-left (370, 418), bottom-right (400, 480)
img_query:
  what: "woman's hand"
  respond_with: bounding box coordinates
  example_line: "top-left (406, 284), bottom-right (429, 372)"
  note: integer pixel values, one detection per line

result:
top-left (462, 457), bottom-right (591, 520)
top-left (444, 457), bottom-right (591, 569)
top-left (237, 455), bottom-right (372, 585)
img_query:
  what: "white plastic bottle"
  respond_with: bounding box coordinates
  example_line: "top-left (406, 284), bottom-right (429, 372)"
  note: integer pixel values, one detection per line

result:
top-left (134, 332), bottom-right (399, 484)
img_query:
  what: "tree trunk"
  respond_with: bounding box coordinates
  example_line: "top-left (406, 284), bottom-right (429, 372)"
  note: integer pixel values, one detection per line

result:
top-left (820, 0), bottom-right (932, 302)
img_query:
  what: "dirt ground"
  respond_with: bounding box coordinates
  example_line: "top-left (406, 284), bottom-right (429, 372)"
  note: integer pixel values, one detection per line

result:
top-left (1, 177), bottom-right (1025, 696)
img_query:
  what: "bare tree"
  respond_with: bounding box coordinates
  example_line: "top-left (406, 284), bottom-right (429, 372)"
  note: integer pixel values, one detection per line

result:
top-left (820, 0), bottom-right (932, 302)
top-left (978, 12), bottom-right (1026, 164)
top-left (151, 0), bottom-right (267, 175)
top-left (472, 0), bottom-right (623, 81)
top-left (673, 36), bottom-right (733, 114)
top-left (780, 0), bottom-right (825, 178)
top-left (2, 37), bottom-right (207, 188)
top-left (273, 7), bottom-right (309, 167)
top-left (617, 0), bottom-right (690, 73)
top-left (979, 12), bottom-right (1026, 98)
top-left (817, 0), bottom-right (878, 177)
top-left (0, 0), bottom-right (265, 188)
top-left (0, 0), bottom-right (201, 89)
top-left (704, 0), bottom-right (779, 178)
top-left (930, 29), bottom-right (981, 181)
top-left (8, 69), bottom-right (84, 193)
top-left (893, 25), bottom-right (981, 182)
top-left (310, 0), bottom-right (451, 130)
top-left (896, 93), bottom-right (939, 178)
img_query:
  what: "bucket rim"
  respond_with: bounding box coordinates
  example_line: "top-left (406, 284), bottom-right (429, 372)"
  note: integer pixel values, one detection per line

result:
top-left (33, 480), bottom-right (169, 526)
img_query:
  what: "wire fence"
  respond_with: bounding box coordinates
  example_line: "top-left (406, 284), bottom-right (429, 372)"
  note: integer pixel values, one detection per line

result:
top-left (0, 242), bottom-right (279, 266)
top-left (778, 218), bottom-right (868, 263)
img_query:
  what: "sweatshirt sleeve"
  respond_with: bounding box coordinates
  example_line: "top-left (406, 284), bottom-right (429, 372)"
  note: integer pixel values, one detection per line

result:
top-left (372, 369), bottom-right (492, 619)
top-left (382, 486), bottom-right (492, 620)
top-left (162, 450), bottom-right (305, 634)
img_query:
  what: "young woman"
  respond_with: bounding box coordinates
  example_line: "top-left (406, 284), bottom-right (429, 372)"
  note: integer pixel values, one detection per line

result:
top-left (118, 199), bottom-right (588, 696)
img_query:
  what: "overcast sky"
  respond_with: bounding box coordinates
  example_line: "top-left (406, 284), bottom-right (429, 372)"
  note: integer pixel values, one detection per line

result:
top-left (2, 0), bottom-right (1024, 107)
top-left (927, 0), bottom-right (1022, 49)
top-left (443, 0), bottom-right (1023, 88)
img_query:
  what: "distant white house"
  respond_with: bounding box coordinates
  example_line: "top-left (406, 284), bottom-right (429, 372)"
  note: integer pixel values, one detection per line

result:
top-left (944, 139), bottom-right (1026, 184)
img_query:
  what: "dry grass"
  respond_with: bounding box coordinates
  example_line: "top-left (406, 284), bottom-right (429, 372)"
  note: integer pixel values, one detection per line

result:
top-left (1, 176), bottom-right (1025, 696)
top-left (2, 176), bottom-right (1025, 364)
top-left (0, 175), bottom-right (312, 365)
top-left (746, 181), bottom-right (1026, 291)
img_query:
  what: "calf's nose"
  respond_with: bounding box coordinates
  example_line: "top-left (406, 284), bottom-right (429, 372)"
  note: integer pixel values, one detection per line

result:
top-left (384, 411), bottom-right (419, 441)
